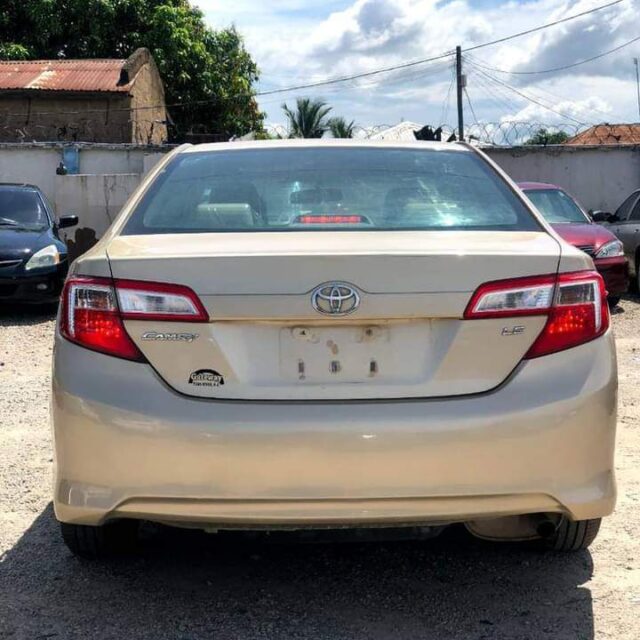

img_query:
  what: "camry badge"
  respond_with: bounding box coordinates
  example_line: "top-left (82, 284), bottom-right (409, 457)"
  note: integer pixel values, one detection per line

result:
top-left (141, 331), bottom-right (199, 342)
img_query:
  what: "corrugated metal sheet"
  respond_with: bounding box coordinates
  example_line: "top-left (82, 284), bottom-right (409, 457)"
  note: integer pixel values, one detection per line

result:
top-left (567, 124), bottom-right (640, 145)
top-left (0, 59), bottom-right (130, 93)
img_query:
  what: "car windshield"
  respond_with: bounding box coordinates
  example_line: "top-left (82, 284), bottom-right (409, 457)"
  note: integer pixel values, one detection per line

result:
top-left (123, 147), bottom-right (539, 234)
top-left (524, 188), bottom-right (588, 224)
top-left (0, 187), bottom-right (48, 230)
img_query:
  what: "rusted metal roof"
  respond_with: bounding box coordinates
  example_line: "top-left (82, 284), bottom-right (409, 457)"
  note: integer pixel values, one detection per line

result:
top-left (567, 124), bottom-right (640, 145)
top-left (0, 59), bottom-right (131, 93)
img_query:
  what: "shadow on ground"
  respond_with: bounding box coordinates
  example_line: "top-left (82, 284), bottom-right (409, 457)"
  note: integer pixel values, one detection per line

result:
top-left (1, 506), bottom-right (595, 639)
top-left (0, 302), bottom-right (57, 326)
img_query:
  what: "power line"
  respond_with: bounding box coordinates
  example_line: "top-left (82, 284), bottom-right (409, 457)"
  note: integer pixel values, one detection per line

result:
top-left (475, 68), bottom-right (586, 125)
top-left (463, 0), bottom-right (624, 52)
top-left (0, 0), bottom-right (626, 119)
top-left (440, 66), bottom-right (457, 125)
top-left (505, 75), bottom-right (624, 121)
top-left (255, 0), bottom-right (625, 96)
top-left (468, 63), bottom-right (588, 125)
top-left (466, 66), bottom-right (529, 114)
top-left (254, 52), bottom-right (454, 97)
top-left (261, 59), bottom-right (453, 104)
top-left (464, 87), bottom-right (480, 127)
top-left (467, 53), bottom-right (628, 121)
top-left (0, 58), bottom-right (453, 118)
top-left (470, 33), bottom-right (640, 75)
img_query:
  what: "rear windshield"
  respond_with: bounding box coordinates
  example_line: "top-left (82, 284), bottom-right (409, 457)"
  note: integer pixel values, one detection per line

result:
top-left (0, 187), bottom-right (49, 230)
top-left (524, 188), bottom-right (588, 224)
top-left (123, 147), bottom-right (539, 234)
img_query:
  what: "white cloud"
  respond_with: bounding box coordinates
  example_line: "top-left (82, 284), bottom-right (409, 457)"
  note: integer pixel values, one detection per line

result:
top-left (500, 95), bottom-right (613, 123)
top-left (201, 0), bottom-right (640, 128)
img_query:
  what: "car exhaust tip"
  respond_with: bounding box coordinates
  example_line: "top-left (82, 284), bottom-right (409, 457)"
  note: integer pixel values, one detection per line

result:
top-left (536, 520), bottom-right (558, 539)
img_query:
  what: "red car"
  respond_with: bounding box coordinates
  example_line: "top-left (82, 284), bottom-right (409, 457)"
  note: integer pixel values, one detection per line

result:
top-left (519, 182), bottom-right (629, 305)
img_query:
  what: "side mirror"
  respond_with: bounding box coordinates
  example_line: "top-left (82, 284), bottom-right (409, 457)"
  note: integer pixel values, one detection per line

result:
top-left (590, 210), bottom-right (615, 223)
top-left (58, 214), bottom-right (79, 229)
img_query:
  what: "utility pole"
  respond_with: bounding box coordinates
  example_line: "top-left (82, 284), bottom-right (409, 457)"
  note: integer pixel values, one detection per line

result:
top-left (634, 58), bottom-right (640, 120)
top-left (456, 46), bottom-right (465, 141)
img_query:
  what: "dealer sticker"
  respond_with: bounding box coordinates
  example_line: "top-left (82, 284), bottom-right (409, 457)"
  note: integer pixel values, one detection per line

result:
top-left (188, 369), bottom-right (225, 387)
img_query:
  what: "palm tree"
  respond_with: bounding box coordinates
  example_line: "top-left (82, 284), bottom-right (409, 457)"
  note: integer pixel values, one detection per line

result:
top-left (329, 117), bottom-right (356, 139)
top-left (282, 98), bottom-right (332, 138)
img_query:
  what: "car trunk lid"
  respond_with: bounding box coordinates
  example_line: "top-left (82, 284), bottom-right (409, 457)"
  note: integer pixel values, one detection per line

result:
top-left (107, 230), bottom-right (560, 400)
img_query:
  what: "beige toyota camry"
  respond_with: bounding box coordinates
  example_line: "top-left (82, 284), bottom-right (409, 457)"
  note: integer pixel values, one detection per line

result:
top-left (52, 140), bottom-right (617, 558)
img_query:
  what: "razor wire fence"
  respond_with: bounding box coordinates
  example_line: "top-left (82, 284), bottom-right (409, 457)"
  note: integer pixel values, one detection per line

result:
top-left (0, 114), bottom-right (639, 147)
top-left (261, 121), bottom-right (640, 146)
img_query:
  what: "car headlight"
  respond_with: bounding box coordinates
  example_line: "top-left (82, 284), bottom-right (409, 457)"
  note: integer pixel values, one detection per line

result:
top-left (25, 244), bottom-right (61, 270)
top-left (594, 240), bottom-right (624, 259)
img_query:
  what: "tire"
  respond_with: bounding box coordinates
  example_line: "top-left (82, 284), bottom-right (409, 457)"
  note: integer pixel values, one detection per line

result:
top-left (608, 296), bottom-right (620, 308)
top-left (544, 518), bottom-right (601, 552)
top-left (60, 520), bottom-right (139, 559)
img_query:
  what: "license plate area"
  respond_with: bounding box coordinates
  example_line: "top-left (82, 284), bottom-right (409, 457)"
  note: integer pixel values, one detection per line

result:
top-left (279, 323), bottom-right (428, 384)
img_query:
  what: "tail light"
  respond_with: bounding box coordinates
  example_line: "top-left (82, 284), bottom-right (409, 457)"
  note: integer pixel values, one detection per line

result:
top-left (464, 271), bottom-right (609, 358)
top-left (296, 214), bottom-right (365, 224)
top-left (60, 276), bottom-right (208, 361)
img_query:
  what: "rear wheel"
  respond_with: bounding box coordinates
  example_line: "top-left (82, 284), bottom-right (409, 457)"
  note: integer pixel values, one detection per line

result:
top-left (544, 517), bottom-right (601, 552)
top-left (60, 520), bottom-right (139, 559)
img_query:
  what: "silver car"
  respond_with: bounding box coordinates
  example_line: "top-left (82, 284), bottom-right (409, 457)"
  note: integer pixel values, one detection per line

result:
top-left (52, 140), bottom-right (617, 558)
top-left (592, 189), bottom-right (640, 290)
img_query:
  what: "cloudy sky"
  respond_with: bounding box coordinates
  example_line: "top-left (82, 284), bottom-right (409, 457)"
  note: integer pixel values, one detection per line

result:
top-left (201, 0), bottom-right (639, 133)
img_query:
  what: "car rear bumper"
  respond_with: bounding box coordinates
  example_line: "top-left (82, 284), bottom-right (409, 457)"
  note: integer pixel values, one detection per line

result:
top-left (52, 331), bottom-right (618, 528)
top-left (594, 256), bottom-right (629, 296)
top-left (0, 263), bottom-right (67, 303)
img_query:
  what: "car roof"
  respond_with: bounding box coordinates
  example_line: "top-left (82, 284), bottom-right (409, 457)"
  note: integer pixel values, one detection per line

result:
top-left (517, 181), bottom-right (561, 191)
top-left (182, 139), bottom-right (466, 154)
top-left (0, 183), bottom-right (41, 191)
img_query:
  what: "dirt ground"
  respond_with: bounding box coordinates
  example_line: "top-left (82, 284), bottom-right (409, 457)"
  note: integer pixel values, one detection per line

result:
top-left (0, 297), bottom-right (638, 640)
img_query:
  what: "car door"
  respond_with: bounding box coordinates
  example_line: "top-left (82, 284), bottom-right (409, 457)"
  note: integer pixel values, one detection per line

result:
top-left (608, 190), bottom-right (640, 261)
top-left (618, 199), bottom-right (640, 270)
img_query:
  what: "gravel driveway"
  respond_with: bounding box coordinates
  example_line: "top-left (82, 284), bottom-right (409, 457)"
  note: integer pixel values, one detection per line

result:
top-left (1, 299), bottom-right (639, 640)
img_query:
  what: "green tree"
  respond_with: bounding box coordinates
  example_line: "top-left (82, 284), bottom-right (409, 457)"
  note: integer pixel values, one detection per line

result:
top-left (282, 98), bottom-right (332, 138)
top-left (328, 117), bottom-right (356, 138)
top-left (0, 0), bottom-right (264, 140)
top-left (524, 128), bottom-right (569, 146)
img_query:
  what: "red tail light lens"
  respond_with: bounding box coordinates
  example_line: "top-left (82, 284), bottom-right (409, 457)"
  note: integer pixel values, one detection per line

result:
top-left (60, 276), bottom-right (209, 360)
top-left (525, 271), bottom-right (608, 358)
top-left (465, 271), bottom-right (609, 358)
top-left (60, 277), bottom-right (144, 361)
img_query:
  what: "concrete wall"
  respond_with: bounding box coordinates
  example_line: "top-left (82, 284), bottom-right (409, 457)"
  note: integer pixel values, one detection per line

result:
top-left (0, 142), bottom-right (173, 259)
top-left (485, 145), bottom-right (640, 213)
top-left (2, 142), bottom-right (640, 260)
top-left (55, 173), bottom-right (141, 257)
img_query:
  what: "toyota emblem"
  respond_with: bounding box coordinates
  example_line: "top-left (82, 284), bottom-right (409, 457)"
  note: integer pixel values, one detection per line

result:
top-left (311, 283), bottom-right (360, 316)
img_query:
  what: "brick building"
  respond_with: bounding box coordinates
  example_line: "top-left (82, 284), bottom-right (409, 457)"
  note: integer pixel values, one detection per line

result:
top-left (0, 48), bottom-right (168, 144)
